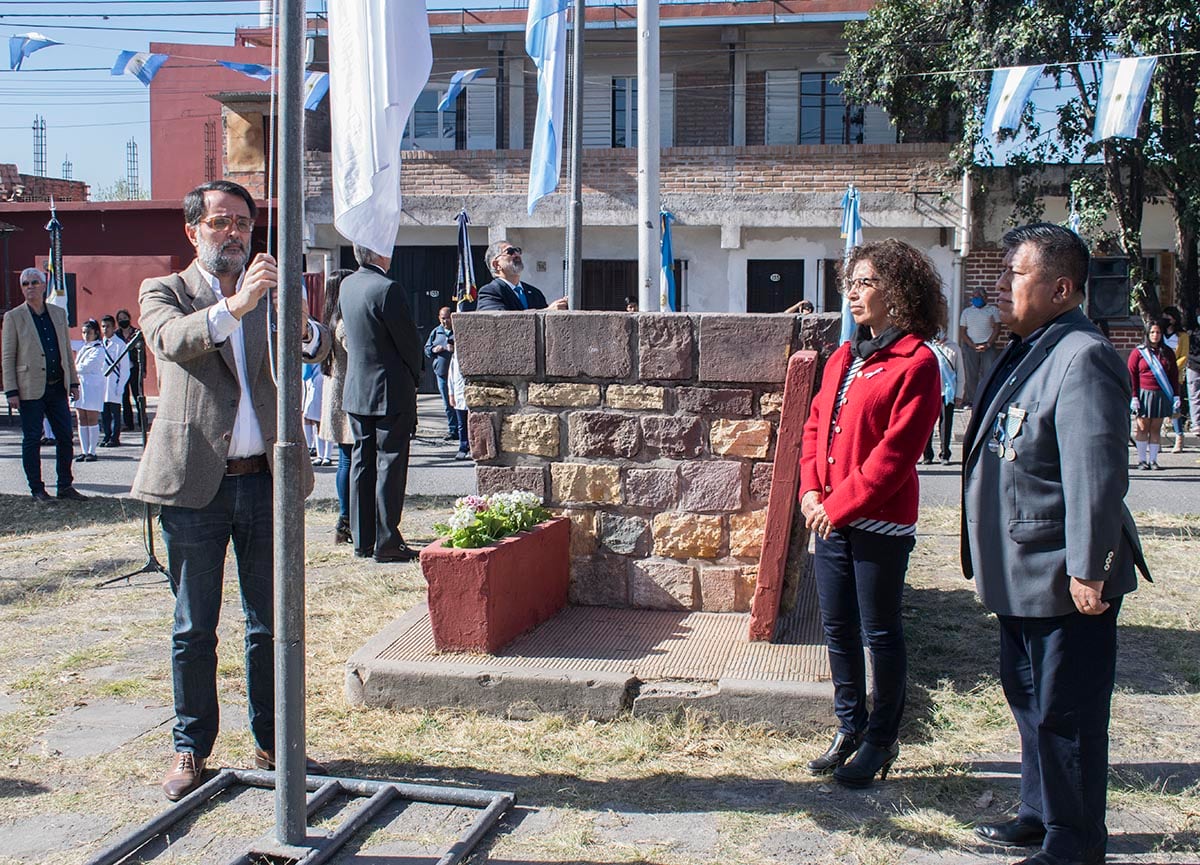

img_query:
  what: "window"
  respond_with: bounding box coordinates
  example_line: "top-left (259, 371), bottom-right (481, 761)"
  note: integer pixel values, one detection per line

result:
top-left (402, 79), bottom-right (497, 151)
top-left (583, 73), bottom-right (674, 148)
top-left (766, 71), bottom-right (894, 145)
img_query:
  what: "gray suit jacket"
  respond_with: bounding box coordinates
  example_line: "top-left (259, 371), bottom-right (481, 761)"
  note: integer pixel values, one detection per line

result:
top-left (130, 261), bottom-right (330, 509)
top-left (961, 307), bottom-right (1148, 617)
top-left (339, 264), bottom-right (422, 420)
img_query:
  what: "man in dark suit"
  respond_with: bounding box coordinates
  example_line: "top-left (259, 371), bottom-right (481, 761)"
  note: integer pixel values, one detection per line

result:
top-left (475, 239), bottom-right (569, 311)
top-left (340, 244), bottom-right (423, 562)
top-left (962, 223), bottom-right (1149, 865)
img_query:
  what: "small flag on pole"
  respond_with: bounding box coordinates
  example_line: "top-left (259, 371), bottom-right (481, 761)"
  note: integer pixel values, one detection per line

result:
top-left (218, 60), bottom-right (275, 81)
top-left (983, 65), bottom-right (1043, 137)
top-left (9, 33), bottom-right (60, 71)
top-left (304, 71), bottom-right (330, 111)
top-left (525, 0), bottom-right (570, 214)
top-left (660, 210), bottom-right (677, 312)
top-left (111, 51), bottom-right (169, 86)
top-left (1093, 57), bottom-right (1157, 142)
top-left (454, 210), bottom-right (477, 311)
top-left (839, 185), bottom-right (863, 345)
top-left (438, 68), bottom-right (487, 112)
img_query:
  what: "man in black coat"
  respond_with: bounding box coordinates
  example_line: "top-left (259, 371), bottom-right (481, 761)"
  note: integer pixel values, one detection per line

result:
top-left (339, 244), bottom-right (423, 562)
top-left (475, 239), bottom-right (569, 311)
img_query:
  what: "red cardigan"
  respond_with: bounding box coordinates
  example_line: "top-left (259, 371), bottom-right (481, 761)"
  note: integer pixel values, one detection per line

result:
top-left (799, 334), bottom-right (942, 528)
top-left (1127, 344), bottom-right (1179, 395)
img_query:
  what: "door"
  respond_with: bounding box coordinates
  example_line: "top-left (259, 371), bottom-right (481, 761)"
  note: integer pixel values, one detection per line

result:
top-left (581, 259), bottom-right (685, 311)
top-left (821, 258), bottom-right (842, 313)
top-left (747, 259), bottom-right (804, 313)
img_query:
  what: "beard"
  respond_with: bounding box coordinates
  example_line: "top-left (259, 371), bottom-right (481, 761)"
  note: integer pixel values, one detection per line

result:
top-left (196, 235), bottom-right (249, 275)
top-left (508, 259), bottom-right (524, 277)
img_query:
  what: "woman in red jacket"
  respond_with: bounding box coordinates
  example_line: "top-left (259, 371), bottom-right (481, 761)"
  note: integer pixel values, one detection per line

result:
top-left (1128, 320), bottom-right (1180, 470)
top-left (799, 239), bottom-right (944, 788)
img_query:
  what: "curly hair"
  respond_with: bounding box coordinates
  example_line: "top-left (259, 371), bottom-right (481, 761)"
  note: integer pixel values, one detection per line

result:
top-left (845, 239), bottom-right (946, 340)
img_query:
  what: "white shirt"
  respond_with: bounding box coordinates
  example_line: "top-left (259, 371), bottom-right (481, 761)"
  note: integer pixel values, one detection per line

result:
top-left (101, 334), bottom-right (130, 402)
top-left (201, 267), bottom-right (266, 458)
top-left (959, 303), bottom-right (1000, 344)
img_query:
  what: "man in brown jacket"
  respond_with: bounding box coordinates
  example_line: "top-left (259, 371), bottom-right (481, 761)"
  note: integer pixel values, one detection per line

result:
top-left (131, 180), bottom-right (329, 800)
top-left (2, 267), bottom-right (85, 501)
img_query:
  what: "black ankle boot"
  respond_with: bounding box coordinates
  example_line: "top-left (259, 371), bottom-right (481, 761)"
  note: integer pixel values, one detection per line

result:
top-left (334, 516), bottom-right (352, 545)
top-left (807, 730), bottom-right (863, 775)
top-left (833, 740), bottom-right (899, 788)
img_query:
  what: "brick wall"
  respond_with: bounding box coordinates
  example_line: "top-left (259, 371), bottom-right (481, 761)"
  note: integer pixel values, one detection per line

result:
top-left (676, 71), bottom-right (731, 147)
top-left (0, 164), bottom-right (89, 202)
top-left (454, 311), bottom-right (838, 613)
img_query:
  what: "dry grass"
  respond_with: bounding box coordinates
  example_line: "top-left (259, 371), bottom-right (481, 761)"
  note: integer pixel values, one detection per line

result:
top-left (0, 498), bottom-right (1195, 863)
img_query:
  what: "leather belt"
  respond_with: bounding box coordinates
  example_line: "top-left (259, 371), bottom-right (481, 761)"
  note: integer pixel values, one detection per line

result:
top-left (225, 454), bottom-right (269, 476)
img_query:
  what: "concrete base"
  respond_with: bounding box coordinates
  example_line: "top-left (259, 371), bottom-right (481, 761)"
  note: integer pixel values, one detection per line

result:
top-left (346, 601), bottom-right (834, 729)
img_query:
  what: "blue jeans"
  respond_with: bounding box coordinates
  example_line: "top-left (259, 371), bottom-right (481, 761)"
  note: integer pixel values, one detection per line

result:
top-left (813, 527), bottom-right (914, 747)
top-left (456, 409), bottom-right (469, 454)
top-left (18, 381), bottom-right (74, 494)
top-left (436, 375), bottom-right (457, 436)
top-left (335, 443), bottom-right (353, 519)
top-left (159, 470), bottom-right (274, 758)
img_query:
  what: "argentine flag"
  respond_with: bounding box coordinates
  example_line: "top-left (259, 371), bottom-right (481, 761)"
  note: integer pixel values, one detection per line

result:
top-left (304, 71), bottom-right (329, 111)
top-left (218, 60), bottom-right (275, 81)
top-left (9, 33), bottom-right (59, 71)
top-left (112, 51), bottom-right (169, 86)
top-left (438, 68), bottom-right (487, 112)
top-left (1093, 57), bottom-right (1157, 142)
top-left (983, 65), bottom-right (1043, 137)
top-left (526, 0), bottom-right (570, 214)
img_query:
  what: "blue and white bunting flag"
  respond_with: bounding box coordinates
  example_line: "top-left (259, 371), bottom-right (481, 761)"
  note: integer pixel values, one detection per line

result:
top-left (437, 68), bottom-right (487, 112)
top-left (1093, 57), bottom-right (1157, 142)
top-left (304, 71), bottom-right (329, 110)
top-left (984, 65), bottom-right (1043, 137)
top-left (9, 33), bottom-right (60, 71)
top-left (218, 60), bottom-right (275, 81)
top-left (111, 50), bottom-right (169, 86)
top-left (526, 0), bottom-right (570, 214)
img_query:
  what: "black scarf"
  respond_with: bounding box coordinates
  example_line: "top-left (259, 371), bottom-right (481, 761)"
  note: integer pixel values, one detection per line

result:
top-left (850, 325), bottom-right (904, 360)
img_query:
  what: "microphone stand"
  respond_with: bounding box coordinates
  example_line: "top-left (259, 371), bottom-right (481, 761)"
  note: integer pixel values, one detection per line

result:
top-left (97, 329), bottom-right (169, 587)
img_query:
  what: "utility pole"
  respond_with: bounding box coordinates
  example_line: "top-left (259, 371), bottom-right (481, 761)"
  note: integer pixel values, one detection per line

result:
top-left (564, 0), bottom-right (585, 309)
top-left (636, 0), bottom-right (660, 312)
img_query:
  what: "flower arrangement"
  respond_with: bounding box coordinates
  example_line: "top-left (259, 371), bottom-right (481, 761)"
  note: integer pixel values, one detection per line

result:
top-left (432, 490), bottom-right (551, 549)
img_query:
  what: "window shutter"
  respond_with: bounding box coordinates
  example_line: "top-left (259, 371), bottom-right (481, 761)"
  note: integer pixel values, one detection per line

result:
top-left (659, 72), bottom-right (674, 147)
top-left (859, 105), bottom-right (896, 144)
top-left (582, 74), bottom-right (612, 148)
top-left (765, 70), bottom-right (798, 145)
top-left (465, 77), bottom-right (497, 150)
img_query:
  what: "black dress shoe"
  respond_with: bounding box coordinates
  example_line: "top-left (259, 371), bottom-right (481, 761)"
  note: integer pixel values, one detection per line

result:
top-left (807, 730), bottom-right (862, 775)
top-left (974, 818), bottom-right (1047, 848)
top-left (833, 740), bottom-right (899, 788)
top-left (374, 546), bottom-right (419, 563)
top-left (57, 487), bottom-right (88, 502)
top-left (85, 454), bottom-right (98, 462)
top-left (31, 490), bottom-right (55, 502)
top-left (74, 453), bottom-right (88, 462)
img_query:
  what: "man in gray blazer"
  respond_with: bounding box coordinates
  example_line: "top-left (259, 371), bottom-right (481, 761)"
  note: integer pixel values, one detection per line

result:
top-left (339, 244), bottom-right (423, 562)
top-left (131, 180), bottom-right (329, 800)
top-left (963, 223), bottom-right (1148, 865)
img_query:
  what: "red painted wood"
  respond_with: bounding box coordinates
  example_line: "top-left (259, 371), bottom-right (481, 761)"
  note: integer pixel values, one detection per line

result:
top-left (748, 351), bottom-right (817, 641)
top-left (420, 517), bottom-right (571, 654)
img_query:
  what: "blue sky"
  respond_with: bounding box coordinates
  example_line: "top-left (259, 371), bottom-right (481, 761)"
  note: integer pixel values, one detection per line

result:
top-left (0, 1), bottom-right (527, 196)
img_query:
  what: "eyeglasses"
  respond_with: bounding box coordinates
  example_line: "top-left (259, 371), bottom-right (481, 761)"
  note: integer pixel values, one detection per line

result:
top-left (19, 281), bottom-right (43, 287)
top-left (502, 246), bottom-right (522, 257)
top-left (841, 276), bottom-right (880, 295)
top-left (197, 214), bottom-right (254, 233)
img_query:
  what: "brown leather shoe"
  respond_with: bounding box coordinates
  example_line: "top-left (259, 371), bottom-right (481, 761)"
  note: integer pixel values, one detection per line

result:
top-left (253, 747), bottom-right (328, 775)
top-left (162, 751), bottom-right (206, 801)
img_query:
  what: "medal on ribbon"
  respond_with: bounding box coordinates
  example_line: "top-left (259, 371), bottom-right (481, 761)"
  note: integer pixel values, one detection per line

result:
top-left (1003, 407), bottom-right (1026, 462)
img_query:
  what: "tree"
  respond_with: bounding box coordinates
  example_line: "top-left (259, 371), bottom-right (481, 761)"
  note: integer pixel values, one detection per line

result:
top-left (838, 0), bottom-right (1200, 322)
top-left (92, 179), bottom-right (146, 201)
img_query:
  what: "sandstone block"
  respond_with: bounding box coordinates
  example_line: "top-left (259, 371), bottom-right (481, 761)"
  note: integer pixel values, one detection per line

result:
top-left (676, 387), bottom-right (753, 416)
top-left (555, 508), bottom-right (597, 557)
top-left (454, 312), bottom-right (537, 376)
top-left (729, 508), bottom-right (767, 558)
top-left (465, 382), bottom-right (516, 408)
top-left (699, 566), bottom-right (740, 613)
top-left (750, 462), bottom-right (773, 505)
top-left (475, 465), bottom-right (547, 501)
top-left (678, 461), bottom-right (745, 512)
top-left (597, 512), bottom-right (650, 556)
top-left (528, 382), bottom-right (601, 407)
top-left (570, 556), bottom-right (629, 607)
top-left (568, 411), bottom-right (641, 458)
top-left (550, 463), bottom-right (621, 505)
top-left (545, 313), bottom-right (633, 379)
top-left (651, 512), bottom-right (723, 559)
top-left (638, 314), bottom-right (694, 380)
top-left (698, 314), bottom-right (794, 383)
top-left (623, 467), bottom-right (679, 510)
top-left (640, 415), bottom-right (703, 459)
top-left (606, 384), bottom-right (665, 411)
top-left (467, 411), bottom-right (497, 462)
top-left (711, 419), bottom-right (772, 459)
top-left (736, 566), bottom-right (758, 612)
top-left (759, 391), bottom-right (784, 419)
top-left (630, 560), bottom-right (697, 610)
top-left (501, 413), bottom-right (560, 457)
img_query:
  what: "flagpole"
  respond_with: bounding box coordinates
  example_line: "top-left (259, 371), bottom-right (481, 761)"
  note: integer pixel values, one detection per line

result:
top-left (565, 0), bottom-right (585, 310)
top-left (636, 0), bottom-right (660, 312)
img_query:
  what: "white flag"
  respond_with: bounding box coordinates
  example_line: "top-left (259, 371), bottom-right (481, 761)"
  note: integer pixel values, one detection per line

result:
top-left (1093, 57), bottom-right (1157, 142)
top-left (983, 65), bottom-right (1043, 137)
top-left (328, 1), bottom-right (432, 257)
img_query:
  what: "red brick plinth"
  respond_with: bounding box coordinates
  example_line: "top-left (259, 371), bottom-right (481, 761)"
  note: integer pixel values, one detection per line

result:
top-left (420, 517), bottom-right (571, 654)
